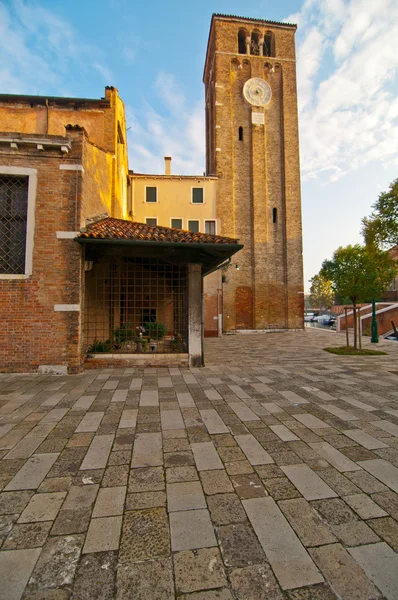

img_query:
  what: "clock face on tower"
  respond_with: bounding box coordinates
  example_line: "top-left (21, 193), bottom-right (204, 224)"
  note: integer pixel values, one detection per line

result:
top-left (243, 78), bottom-right (272, 106)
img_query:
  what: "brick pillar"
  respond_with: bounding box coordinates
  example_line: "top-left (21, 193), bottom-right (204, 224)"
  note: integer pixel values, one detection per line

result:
top-left (188, 263), bottom-right (203, 367)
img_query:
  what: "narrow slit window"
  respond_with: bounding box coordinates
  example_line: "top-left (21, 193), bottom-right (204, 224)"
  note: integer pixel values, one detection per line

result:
top-left (264, 33), bottom-right (274, 57)
top-left (239, 127), bottom-right (243, 141)
top-left (273, 208), bottom-right (277, 223)
top-left (238, 30), bottom-right (246, 54)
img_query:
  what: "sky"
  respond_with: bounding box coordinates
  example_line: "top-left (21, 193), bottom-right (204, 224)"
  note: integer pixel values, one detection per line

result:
top-left (1, 0), bottom-right (398, 291)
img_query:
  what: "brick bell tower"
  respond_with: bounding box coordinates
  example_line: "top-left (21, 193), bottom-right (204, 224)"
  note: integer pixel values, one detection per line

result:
top-left (204, 14), bottom-right (304, 331)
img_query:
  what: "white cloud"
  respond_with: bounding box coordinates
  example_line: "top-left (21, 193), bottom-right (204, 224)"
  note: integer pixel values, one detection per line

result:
top-left (295, 0), bottom-right (398, 182)
top-left (127, 74), bottom-right (205, 175)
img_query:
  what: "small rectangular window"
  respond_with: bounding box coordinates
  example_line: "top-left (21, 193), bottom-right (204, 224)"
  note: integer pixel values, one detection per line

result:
top-left (0, 175), bottom-right (29, 274)
top-left (192, 188), bottom-right (204, 204)
top-left (188, 220), bottom-right (199, 233)
top-left (146, 218), bottom-right (157, 226)
top-left (205, 221), bottom-right (216, 235)
top-left (145, 187), bottom-right (157, 203)
top-left (171, 218), bottom-right (182, 229)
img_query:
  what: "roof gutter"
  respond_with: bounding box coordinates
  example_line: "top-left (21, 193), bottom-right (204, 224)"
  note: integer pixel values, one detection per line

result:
top-left (75, 238), bottom-right (243, 253)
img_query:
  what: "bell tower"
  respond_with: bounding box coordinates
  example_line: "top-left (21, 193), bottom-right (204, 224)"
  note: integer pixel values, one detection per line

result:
top-left (204, 14), bottom-right (304, 331)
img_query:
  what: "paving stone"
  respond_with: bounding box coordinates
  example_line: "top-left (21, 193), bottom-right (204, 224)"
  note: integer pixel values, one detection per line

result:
top-left (278, 498), bottom-right (337, 547)
top-left (161, 409), bottom-right (185, 430)
top-left (229, 564), bottom-right (284, 600)
top-left (63, 484), bottom-right (99, 510)
top-left (126, 490), bottom-right (166, 509)
top-left (192, 442), bottom-right (223, 470)
top-left (167, 481), bottom-right (206, 511)
top-left (341, 446), bottom-right (377, 461)
top-left (203, 492), bottom-right (246, 526)
top-left (26, 534), bottom-right (84, 592)
top-left (367, 516), bottom-right (398, 551)
top-left (372, 419), bottom-right (398, 437)
top-left (200, 409), bottom-right (229, 434)
top-left (358, 458), bottom-right (398, 493)
top-left (235, 434), bottom-right (274, 465)
top-left (317, 468), bottom-right (361, 495)
top-left (231, 473), bottom-right (267, 499)
top-left (217, 446), bottom-right (246, 463)
top-left (292, 414), bottom-right (330, 429)
top-left (263, 477), bottom-right (301, 500)
top-left (348, 542), bottom-right (398, 600)
top-left (343, 429), bottom-right (388, 450)
top-left (80, 435), bottom-right (114, 470)
top-left (309, 442), bottom-right (361, 472)
top-left (270, 424), bottom-right (300, 441)
top-left (344, 493), bottom-right (388, 519)
top-left (18, 491), bottom-right (66, 523)
top-left (51, 507), bottom-right (92, 535)
top-left (163, 438), bottom-right (190, 452)
top-left (83, 515), bottom-right (122, 553)
top-left (75, 412), bottom-right (104, 433)
top-left (72, 550), bottom-right (117, 600)
top-left (117, 558), bottom-right (174, 600)
top-left (0, 513), bottom-right (18, 544)
top-left (165, 466), bottom-right (198, 483)
top-left (243, 497), bottom-right (324, 590)
top-left (67, 432), bottom-right (95, 448)
top-left (310, 543), bottom-right (382, 600)
top-left (73, 468), bottom-right (104, 486)
top-left (217, 522), bottom-right (265, 566)
top-left (119, 508), bottom-right (170, 561)
top-left (71, 395), bottom-right (96, 411)
top-left (170, 508), bottom-right (216, 551)
top-left (200, 470), bottom-right (233, 495)
top-left (281, 464), bottom-right (337, 500)
top-left (131, 432), bottom-right (163, 467)
top-left (228, 403), bottom-right (260, 422)
top-left (118, 409), bottom-right (137, 429)
top-left (174, 547), bottom-right (227, 593)
top-left (128, 466), bottom-right (164, 492)
top-left (0, 490), bottom-right (34, 514)
top-left (177, 392), bottom-right (196, 408)
top-left (92, 486), bottom-right (126, 517)
top-left (3, 521), bottom-right (52, 549)
top-left (0, 547), bottom-right (41, 600)
top-left (107, 450), bottom-right (131, 466)
top-left (4, 436), bottom-right (45, 460)
top-left (371, 491), bottom-right (398, 520)
top-left (286, 583), bottom-right (339, 599)
top-left (311, 498), bottom-right (380, 546)
top-left (164, 450), bottom-right (195, 467)
top-left (102, 464), bottom-right (128, 487)
top-left (224, 460), bottom-right (254, 475)
top-left (5, 453), bottom-right (59, 490)
top-left (254, 464), bottom-right (284, 479)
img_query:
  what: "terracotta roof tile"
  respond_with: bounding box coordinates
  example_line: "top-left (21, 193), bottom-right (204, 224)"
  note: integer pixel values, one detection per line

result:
top-left (78, 217), bottom-right (239, 245)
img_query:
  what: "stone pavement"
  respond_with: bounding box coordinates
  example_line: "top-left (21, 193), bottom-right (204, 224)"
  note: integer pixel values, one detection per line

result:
top-left (1, 329), bottom-right (398, 599)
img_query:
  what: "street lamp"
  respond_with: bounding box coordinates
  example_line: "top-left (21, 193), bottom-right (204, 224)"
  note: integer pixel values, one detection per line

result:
top-left (371, 299), bottom-right (379, 343)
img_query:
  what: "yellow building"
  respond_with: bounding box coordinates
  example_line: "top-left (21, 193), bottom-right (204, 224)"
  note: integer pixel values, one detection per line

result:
top-left (129, 158), bottom-right (223, 336)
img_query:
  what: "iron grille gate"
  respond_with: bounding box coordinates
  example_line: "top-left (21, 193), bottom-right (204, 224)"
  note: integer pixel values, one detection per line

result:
top-left (0, 175), bottom-right (28, 274)
top-left (84, 256), bottom-right (188, 354)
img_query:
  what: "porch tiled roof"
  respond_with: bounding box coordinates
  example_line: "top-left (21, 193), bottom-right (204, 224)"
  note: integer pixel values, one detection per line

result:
top-left (78, 217), bottom-right (239, 245)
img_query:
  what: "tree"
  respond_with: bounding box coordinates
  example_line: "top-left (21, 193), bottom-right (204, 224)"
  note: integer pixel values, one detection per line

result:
top-left (309, 274), bottom-right (334, 311)
top-left (321, 245), bottom-right (395, 348)
top-left (362, 178), bottom-right (398, 249)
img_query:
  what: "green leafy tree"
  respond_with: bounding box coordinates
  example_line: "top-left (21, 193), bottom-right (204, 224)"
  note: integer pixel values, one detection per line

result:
top-left (362, 178), bottom-right (398, 249)
top-left (321, 245), bottom-right (395, 348)
top-left (309, 274), bottom-right (334, 311)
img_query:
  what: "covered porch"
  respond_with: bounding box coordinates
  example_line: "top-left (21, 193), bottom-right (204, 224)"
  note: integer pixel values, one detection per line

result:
top-left (76, 218), bottom-right (242, 367)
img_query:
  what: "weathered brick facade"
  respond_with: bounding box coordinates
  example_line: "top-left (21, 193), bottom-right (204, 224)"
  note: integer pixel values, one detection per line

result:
top-left (204, 15), bottom-right (304, 331)
top-left (0, 88), bottom-right (129, 372)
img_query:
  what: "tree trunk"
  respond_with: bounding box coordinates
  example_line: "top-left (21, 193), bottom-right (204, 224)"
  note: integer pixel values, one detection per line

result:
top-left (353, 303), bottom-right (357, 349)
top-left (344, 306), bottom-right (349, 348)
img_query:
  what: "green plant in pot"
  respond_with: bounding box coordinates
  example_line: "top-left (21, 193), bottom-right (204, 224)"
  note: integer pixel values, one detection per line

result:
top-left (113, 322), bottom-right (135, 349)
top-left (143, 322), bottom-right (167, 340)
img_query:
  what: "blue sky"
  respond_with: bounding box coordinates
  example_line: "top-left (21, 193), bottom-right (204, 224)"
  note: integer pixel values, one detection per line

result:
top-left (1, 0), bottom-right (398, 291)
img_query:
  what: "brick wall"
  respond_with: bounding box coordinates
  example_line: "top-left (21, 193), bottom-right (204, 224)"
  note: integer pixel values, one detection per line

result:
top-left (204, 17), bottom-right (304, 331)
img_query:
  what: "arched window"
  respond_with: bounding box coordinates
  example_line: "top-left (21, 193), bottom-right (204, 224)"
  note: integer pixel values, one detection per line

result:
top-left (239, 127), bottom-right (243, 141)
top-left (273, 208), bottom-right (277, 223)
top-left (251, 31), bottom-right (260, 55)
top-left (238, 30), bottom-right (247, 54)
top-left (264, 32), bottom-right (275, 57)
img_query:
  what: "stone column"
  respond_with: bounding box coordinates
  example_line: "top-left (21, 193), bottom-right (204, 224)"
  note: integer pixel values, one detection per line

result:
top-left (245, 36), bottom-right (251, 55)
top-left (188, 263), bottom-right (203, 367)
